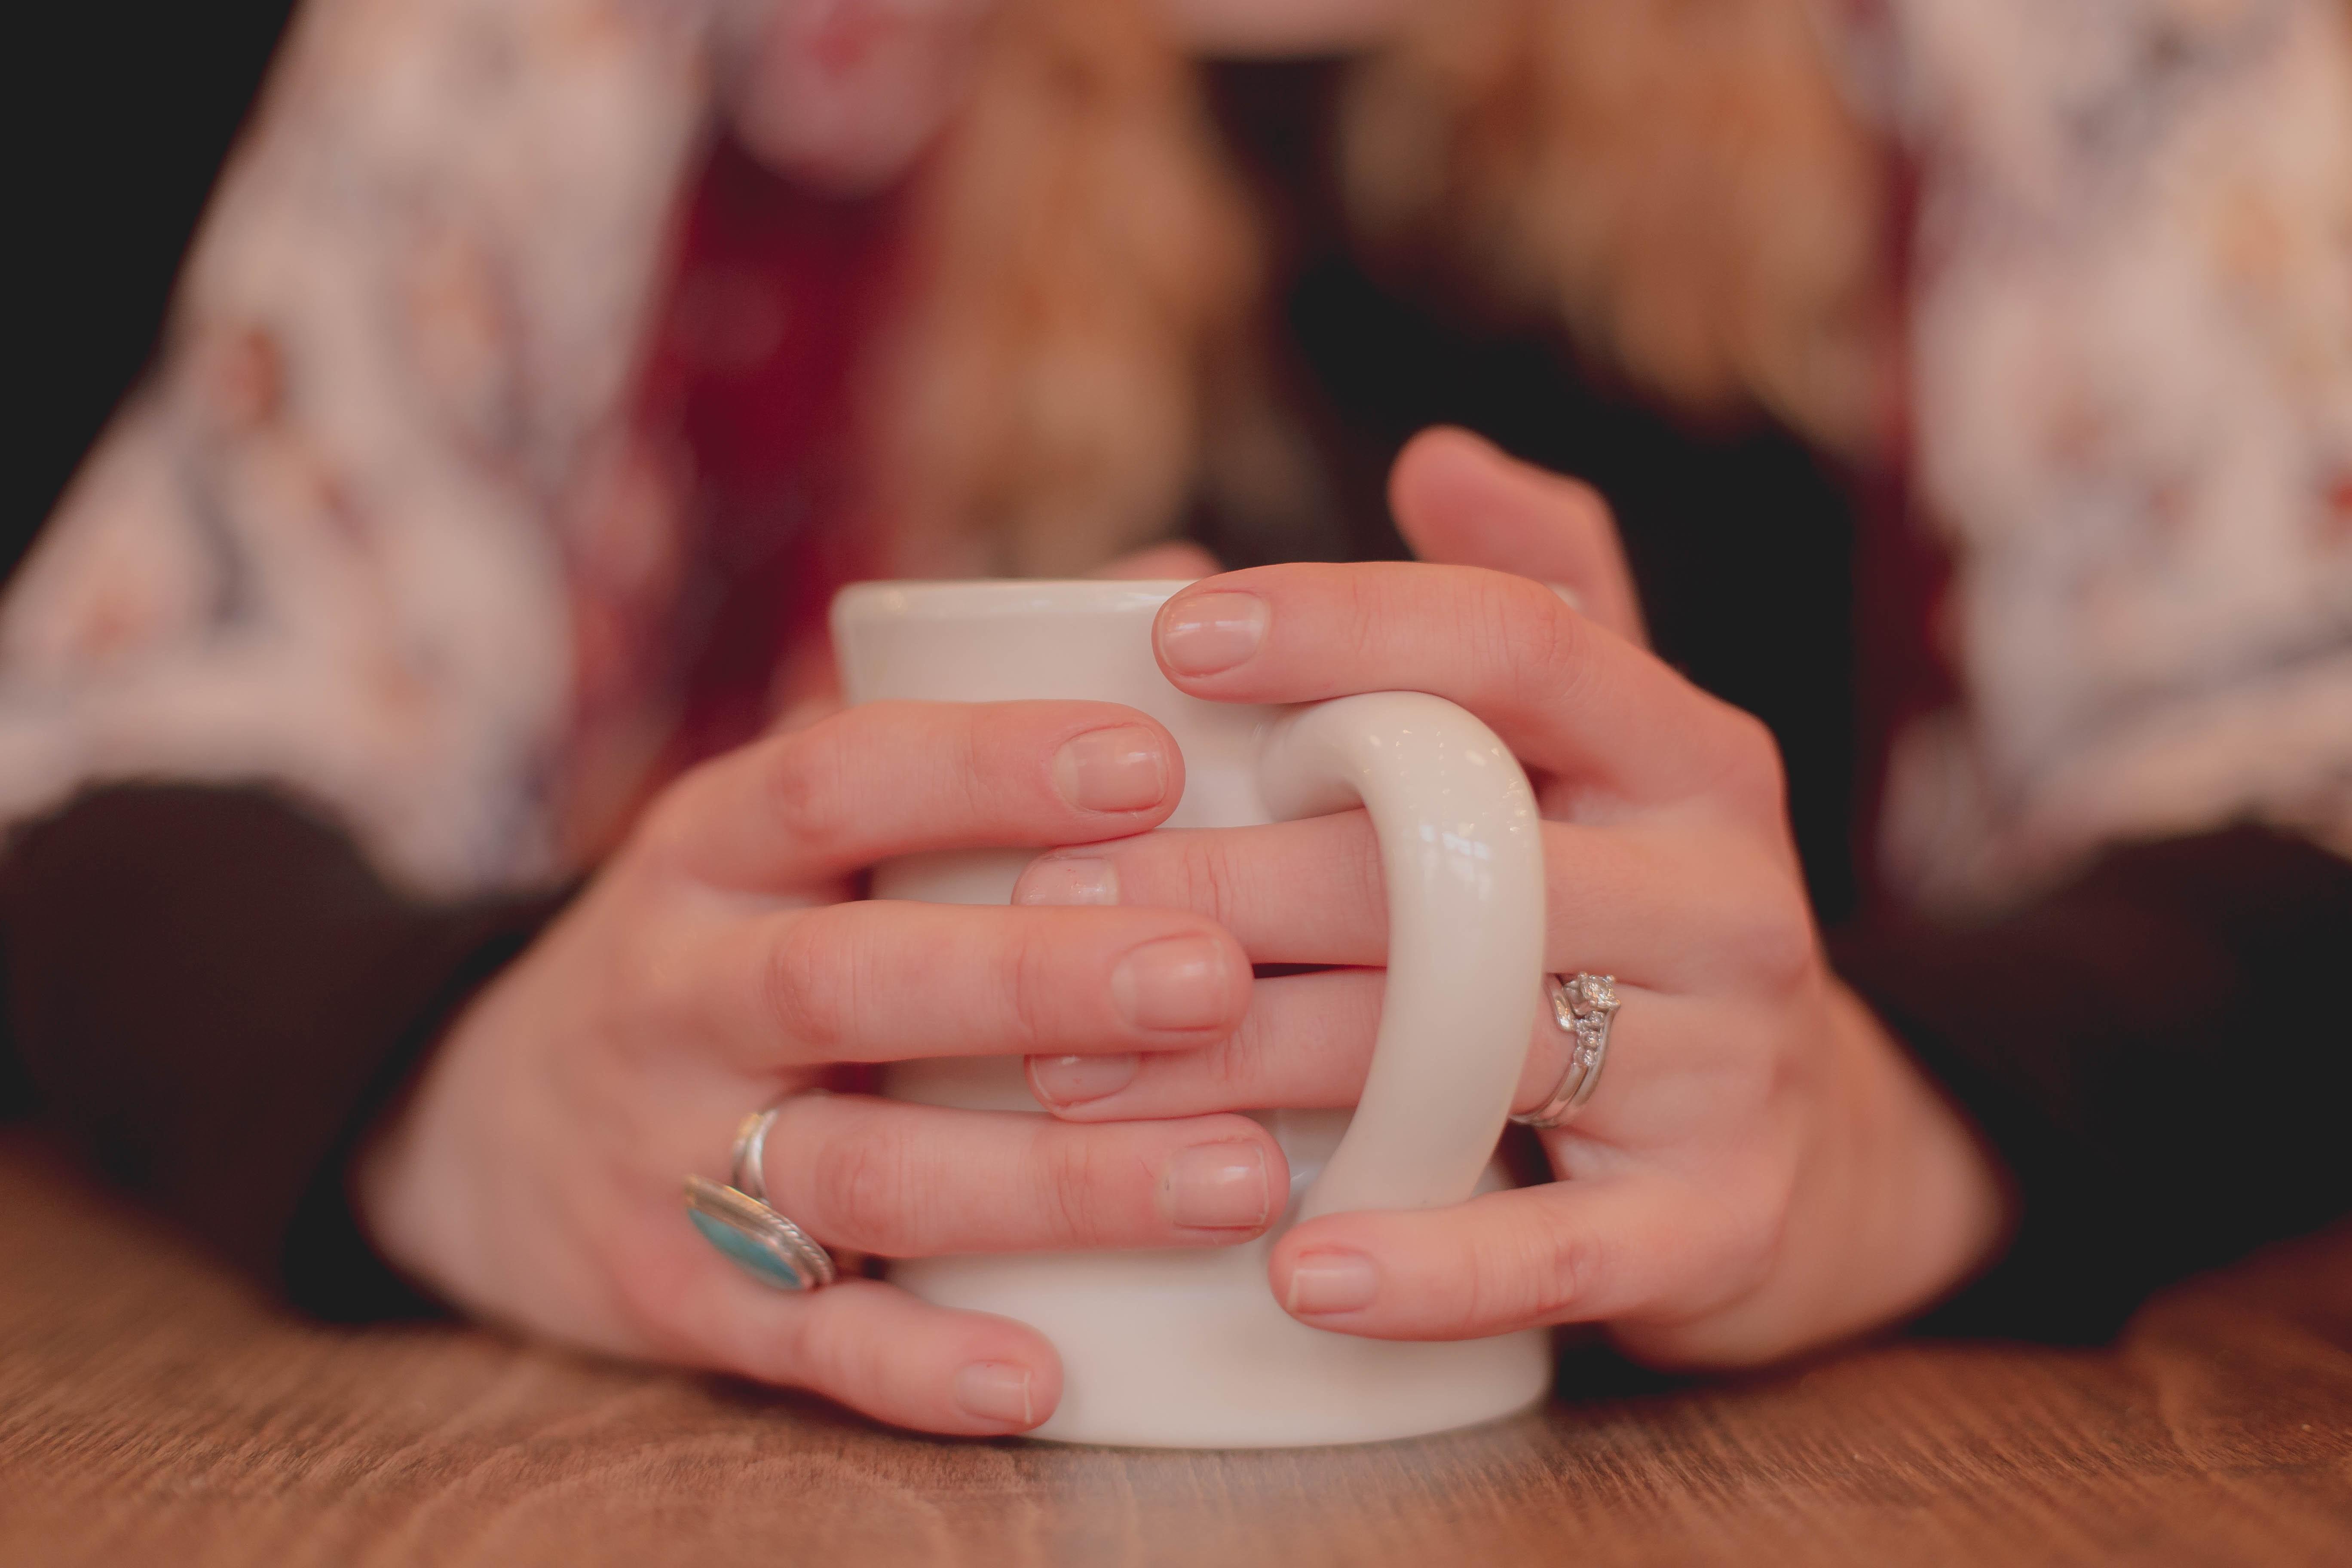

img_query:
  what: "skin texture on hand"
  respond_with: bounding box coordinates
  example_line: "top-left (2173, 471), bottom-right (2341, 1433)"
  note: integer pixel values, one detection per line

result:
top-left (1018, 427), bottom-right (2008, 1366)
top-left (353, 693), bottom-right (1289, 1437)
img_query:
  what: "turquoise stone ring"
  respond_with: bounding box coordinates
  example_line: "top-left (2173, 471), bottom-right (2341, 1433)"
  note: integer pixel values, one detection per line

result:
top-left (685, 1175), bottom-right (838, 1292)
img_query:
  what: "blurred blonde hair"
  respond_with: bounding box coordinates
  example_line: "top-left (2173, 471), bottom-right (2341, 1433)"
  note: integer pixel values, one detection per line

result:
top-left (1341, 0), bottom-right (1889, 455)
top-left (874, 0), bottom-right (1887, 575)
top-left (864, 0), bottom-right (1261, 576)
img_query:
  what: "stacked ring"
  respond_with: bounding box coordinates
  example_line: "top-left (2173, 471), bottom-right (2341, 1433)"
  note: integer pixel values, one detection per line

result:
top-left (1510, 972), bottom-right (1620, 1130)
top-left (684, 1099), bottom-right (839, 1292)
top-left (730, 1105), bottom-right (782, 1205)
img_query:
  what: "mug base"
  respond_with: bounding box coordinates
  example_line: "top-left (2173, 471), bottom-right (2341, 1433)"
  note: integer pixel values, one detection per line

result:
top-left (891, 1243), bottom-right (1554, 1449)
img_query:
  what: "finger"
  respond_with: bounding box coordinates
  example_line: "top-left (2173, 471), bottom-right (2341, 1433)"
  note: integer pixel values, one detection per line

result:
top-left (1026, 967), bottom-right (1384, 1118)
top-left (1029, 966), bottom-right (1573, 1120)
top-left (760, 1094), bottom-right (1288, 1254)
top-left (1028, 969), bottom-right (1699, 1128)
top-left (686, 900), bottom-right (1252, 1066)
top-left (1152, 562), bottom-right (1772, 808)
top-left (679, 1273), bottom-right (1064, 1436)
top-left (1013, 814), bottom-right (1383, 964)
top-left (1012, 813), bottom-right (1811, 992)
top-left (1267, 1176), bottom-right (1744, 1342)
top-left (1389, 427), bottom-right (1648, 646)
top-left (647, 699), bottom-right (1185, 889)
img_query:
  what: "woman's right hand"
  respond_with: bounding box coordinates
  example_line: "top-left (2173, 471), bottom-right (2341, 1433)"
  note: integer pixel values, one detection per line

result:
top-left (351, 699), bottom-right (1280, 1435)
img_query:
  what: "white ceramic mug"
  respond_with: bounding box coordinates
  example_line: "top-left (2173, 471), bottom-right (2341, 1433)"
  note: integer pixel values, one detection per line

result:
top-left (831, 579), bottom-right (1553, 1447)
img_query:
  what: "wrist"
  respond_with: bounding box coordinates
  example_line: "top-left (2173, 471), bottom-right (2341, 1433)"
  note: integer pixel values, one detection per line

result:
top-left (345, 954), bottom-right (528, 1307)
top-left (1818, 979), bottom-right (2011, 1334)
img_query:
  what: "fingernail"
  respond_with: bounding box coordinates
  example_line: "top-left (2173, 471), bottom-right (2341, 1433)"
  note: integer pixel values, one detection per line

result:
top-left (1014, 856), bottom-right (1118, 906)
top-left (1284, 1250), bottom-right (1378, 1315)
top-left (1111, 935), bottom-right (1231, 1031)
top-left (1027, 1052), bottom-right (1139, 1108)
top-left (1053, 726), bottom-right (1168, 813)
top-left (1157, 591), bottom-right (1267, 677)
top-left (953, 1361), bottom-right (1037, 1427)
top-left (1162, 1140), bottom-right (1271, 1230)
top-left (1549, 581), bottom-right (1586, 614)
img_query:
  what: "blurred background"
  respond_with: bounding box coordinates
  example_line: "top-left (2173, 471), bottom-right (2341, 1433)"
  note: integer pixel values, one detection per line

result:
top-left (12, 4), bottom-right (300, 577)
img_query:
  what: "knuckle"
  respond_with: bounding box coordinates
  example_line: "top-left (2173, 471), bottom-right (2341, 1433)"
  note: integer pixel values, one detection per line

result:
top-left (1556, 474), bottom-right (1613, 531)
top-left (944, 708), bottom-right (998, 824)
top-left (769, 1310), bottom-right (833, 1391)
top-left (1339, 574), bottom-right (1393, 668)
top-left (1716, 870), bottom-right (1817, 993)
top-left (1526, 1222), bottom-right (1610, 1323)
top-left (1176, 838), bottom-right (1235, 930)
top-left (1205, 1018), bottom-right (1273, 1099)
top-left (763, 911), bottom-right (851, 1056)
top-left (613, 931), bottom-right (691, 1039)
top-left (999, 920), bottom-right (1072, 1045)
top-left (628, 768), bottom-right (732, 879)
top-left (775, 1308), bottom-right (875, 1401)
top-left (1033, 1130), bottom-right (1112, 1247)
top-left (1478, 573), bottom-right (1550, 668)
top-left (764, 726), bottom-right (855, 856)
top-left (1459, 1216), bottom-right (1601, 1329)
top-left (1704, 707), bottom-right (1790, 819)
top-left (1179, 833), bottom-right (1266, 940)
top-left (628, 788), bottom-right (698, 870)
top-left (1518, 580), bottom-right (1595, 708)
top-left (806, 1121), bottom-right (916, 1251)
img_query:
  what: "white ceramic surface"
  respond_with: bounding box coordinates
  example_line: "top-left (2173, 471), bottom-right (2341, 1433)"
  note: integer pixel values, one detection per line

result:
top-left (830, 579), bottom-right (1553, 1447)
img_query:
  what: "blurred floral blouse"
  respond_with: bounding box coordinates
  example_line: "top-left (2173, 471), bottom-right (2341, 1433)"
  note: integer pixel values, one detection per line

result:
top-left (3, 0), bottom-right (2348, 913)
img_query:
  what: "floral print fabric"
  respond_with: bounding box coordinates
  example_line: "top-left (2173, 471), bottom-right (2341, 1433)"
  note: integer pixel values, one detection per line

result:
top-left (1881, 0), bottom-right (2352, 910)
top-left (0, 0), bottom-right (713, 894)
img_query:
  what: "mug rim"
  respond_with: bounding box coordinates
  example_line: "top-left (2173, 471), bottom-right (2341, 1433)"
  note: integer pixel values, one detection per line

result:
top-left (831, 578), bottom-right (1197, 625)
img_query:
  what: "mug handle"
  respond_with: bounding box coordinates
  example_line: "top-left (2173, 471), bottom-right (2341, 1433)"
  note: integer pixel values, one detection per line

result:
top-left (1255, 692), bottom-right (1546, 1222)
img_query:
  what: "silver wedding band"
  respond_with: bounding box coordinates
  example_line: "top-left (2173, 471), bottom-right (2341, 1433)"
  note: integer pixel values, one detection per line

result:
top-left (1510, 972), bottom-right (1619, 1130)
top-left (731, 1105), bottom-right (781, 1205)
top-left (684, 1096), bottom-right (838, 1291)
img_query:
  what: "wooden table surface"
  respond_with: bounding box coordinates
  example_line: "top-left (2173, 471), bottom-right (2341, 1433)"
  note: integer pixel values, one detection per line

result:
top-left (2, 1133), bottom-right (2346, 1567)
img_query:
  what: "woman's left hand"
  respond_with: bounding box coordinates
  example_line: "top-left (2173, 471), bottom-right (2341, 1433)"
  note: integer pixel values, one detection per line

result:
top-left (1014, 427), bottom-right (2008, 1366)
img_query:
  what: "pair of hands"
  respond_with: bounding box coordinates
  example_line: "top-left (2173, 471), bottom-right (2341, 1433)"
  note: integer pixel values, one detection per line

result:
top-left (354, 429), bottom-right (2005, 1436)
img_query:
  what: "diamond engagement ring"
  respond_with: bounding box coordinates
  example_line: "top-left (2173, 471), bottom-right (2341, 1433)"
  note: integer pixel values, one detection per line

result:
top-left (684, 1100), bottom-right (839, 1292)
top-left (1510, 972), bottom-right (1620, 1130)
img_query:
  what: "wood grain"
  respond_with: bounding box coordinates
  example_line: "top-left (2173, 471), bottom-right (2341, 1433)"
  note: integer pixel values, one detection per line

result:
top-left (1, 1132), bottom-right (2346, 1567)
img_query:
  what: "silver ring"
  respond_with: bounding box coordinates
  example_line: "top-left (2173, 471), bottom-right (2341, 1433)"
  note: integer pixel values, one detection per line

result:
top-left (731, 1106), bottom-right (781, 1204)
top-left (1510, 973), bottom-right (1619, 1130)
top-left (684, 1097), bottom-right (838, 1291)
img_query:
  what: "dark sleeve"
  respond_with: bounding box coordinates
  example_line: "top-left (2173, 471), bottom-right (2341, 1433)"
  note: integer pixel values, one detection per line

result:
top-left (0, 782), bottom-right (572, 1319)
top-left (1832, 826), bottom-right (2352, 1341)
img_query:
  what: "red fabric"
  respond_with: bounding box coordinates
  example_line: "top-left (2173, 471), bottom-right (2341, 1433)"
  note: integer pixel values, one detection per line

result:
top-left (640, 135), bottom-right (907, 761)
top-left (563, 135), bottom-right (909, 851)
